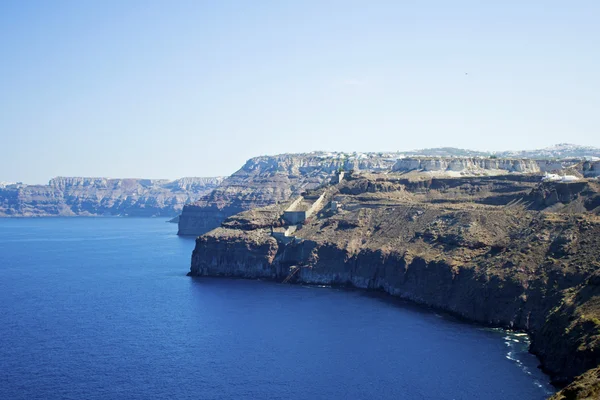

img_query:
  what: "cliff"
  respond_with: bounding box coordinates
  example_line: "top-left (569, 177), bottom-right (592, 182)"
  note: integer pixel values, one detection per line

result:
top-left (190, 171), bottom-right (600, 399)
top-left (177, 152), bottom-right (399, 235)
top-left (179, 152), bottom-right (594, 236)
top-left (0, 176), bottom-right (223, 217)
top-left (392, 157), bottom-right (541, 175)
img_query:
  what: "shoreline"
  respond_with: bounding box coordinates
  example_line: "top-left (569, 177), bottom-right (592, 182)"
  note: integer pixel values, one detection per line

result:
top-left (188, 273), bottom-right (559, 391)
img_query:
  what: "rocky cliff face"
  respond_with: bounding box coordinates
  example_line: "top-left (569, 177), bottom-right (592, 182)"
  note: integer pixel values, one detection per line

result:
top-left (392, 157), bottom-right (541, 174)
top-left (0, 177), bottom-right (223, 217)
top-left (177, 152), bottom-right (399, 235)
top-left (581, 160), bottom-right (600, 178)
top-left (190, 172), bottom-right (600, 398)
top-left (179, 151), bottom-right (600, 237)
top-left (178, 153), bottom-right (559, 236)
top-left (529, 181), bottom-right (600, 213)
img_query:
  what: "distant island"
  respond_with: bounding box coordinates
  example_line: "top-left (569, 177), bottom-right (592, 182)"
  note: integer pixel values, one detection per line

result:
top-left (0, 177), bottom-right (223, 217)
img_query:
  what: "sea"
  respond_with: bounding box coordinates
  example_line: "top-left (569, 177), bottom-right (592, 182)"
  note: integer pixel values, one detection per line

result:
top-left (0, 218), bottom-right (555, 399)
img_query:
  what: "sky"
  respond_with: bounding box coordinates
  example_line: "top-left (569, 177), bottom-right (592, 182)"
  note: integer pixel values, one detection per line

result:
top-left (1, 0), bottom-right (599, 184)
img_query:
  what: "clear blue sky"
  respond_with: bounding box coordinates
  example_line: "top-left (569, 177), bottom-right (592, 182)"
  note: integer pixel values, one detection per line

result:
top-left (1, 0), bottom-right (599, 183)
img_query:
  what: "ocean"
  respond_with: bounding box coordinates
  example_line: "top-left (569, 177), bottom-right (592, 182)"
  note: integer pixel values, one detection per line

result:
top-left (0, 218), bottom-right (554, 399)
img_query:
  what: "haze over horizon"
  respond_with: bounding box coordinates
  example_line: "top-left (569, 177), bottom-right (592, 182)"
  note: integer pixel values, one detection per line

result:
top-left (2, 1), bottom-right (599, 184)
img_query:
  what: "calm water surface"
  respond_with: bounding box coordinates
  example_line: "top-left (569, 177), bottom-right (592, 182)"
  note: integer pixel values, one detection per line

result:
top-left (0, 218), bottom-right (554, 399)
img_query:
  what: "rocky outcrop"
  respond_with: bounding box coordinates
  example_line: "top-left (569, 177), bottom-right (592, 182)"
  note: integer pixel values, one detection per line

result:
top-left (529, 181), bottom-right (600, 213)
top-left (190, 172), bottom-right (600, 398)
top-left (581, 161), bottom-right (600, 178)
top-left (534, 160), bottom-right (600, 180)
top-left (0, 176), bottom-right (223, 217)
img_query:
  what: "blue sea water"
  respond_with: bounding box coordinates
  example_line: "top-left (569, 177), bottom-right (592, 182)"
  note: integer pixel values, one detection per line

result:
top-left (0, 218), bottom-right (555, 400)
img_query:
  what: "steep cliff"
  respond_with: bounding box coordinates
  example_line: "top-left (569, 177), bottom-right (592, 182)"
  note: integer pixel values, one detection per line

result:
top-left (178, 152), bottom-right (581, 236)
top-left (0, 177), bottom-right (223, 217)
top-left (190, 172), bottom-right (600, 398)
top-left (529, 181), bottom-right (600, 214)
top-left (177, 152), bottom-right (399, 235)
top-left (392, 157), bottom-right (541, 174)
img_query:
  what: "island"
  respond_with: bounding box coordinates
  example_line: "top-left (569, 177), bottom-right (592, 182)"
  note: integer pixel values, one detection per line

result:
top-left (0, 176), bottom-right (223, 218)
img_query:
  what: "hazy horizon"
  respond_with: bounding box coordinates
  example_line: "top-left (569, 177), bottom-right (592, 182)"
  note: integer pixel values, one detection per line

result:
top-left (2, 1), bottom-right (599, 183)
